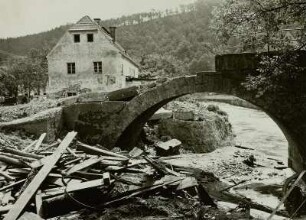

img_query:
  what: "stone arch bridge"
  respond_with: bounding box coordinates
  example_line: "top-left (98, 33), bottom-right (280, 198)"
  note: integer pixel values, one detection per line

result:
top-left (2, 53), bottom-right (304, 172)
top-left (63, 52), bottom-right (306, 172)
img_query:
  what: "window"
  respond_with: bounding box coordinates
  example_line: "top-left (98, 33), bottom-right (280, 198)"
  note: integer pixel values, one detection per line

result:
top-left (93, 62), bottom-right (102, 73)
top-left (67, 63), bottom-right (75, 74)
top-left (87, 33), bottom-right (94, 42)
top-left (74, 34), bottom-right (80, 43)
top-left (67, 92), bottom-right (77, 97)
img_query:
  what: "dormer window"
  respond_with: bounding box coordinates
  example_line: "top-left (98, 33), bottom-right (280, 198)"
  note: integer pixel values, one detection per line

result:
top-left (74, 34), bottom-right (80, 43)
top-left (87, 33), bottom-right (94, 42)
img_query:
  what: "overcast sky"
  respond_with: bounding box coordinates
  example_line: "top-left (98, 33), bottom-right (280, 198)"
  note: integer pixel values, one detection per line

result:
top-left (0, 0), bottom-right (195, 38)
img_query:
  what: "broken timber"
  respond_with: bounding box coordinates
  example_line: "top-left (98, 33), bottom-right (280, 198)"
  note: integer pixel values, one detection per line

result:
top-left (77, 142), bottom-right (128, 159)
top-left (33, 133), bottom-right (46, 152)
top-left (4, 131), bottom-right (77, 220)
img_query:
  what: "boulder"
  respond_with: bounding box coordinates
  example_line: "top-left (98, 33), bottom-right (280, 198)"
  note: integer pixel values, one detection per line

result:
top-left (155, 139), bottom-right (181, 156)
top-left (158, 111), bottom-right (233, 153)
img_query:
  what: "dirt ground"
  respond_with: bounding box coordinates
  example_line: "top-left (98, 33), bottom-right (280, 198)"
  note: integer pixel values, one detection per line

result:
top-left (0, 98), bottom-right (60, 123)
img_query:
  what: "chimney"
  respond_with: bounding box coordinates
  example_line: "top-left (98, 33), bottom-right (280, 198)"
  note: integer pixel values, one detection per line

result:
top-left (109, 26), bottom-right (117, 42)
top-left (94, 18), bottom-right (101, 24)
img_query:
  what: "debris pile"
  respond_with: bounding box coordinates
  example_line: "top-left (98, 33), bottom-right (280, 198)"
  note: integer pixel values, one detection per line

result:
top-left (0, 131), bottom-right (222, 220)
top-left (0, 132), bottom-right (293, 219)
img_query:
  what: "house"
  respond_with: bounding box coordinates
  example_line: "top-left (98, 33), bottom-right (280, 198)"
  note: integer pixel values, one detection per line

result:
top-left (46, 16), bottom-right (139, 96)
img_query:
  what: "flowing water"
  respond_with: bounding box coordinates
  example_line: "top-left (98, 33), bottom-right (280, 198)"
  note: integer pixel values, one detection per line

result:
top-left (208, 101), bottom-right (288, 163)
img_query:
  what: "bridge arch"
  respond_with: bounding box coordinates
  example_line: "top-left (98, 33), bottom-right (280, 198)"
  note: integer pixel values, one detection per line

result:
top-left (111, 73), bottom-right (302, 171)
top-left (74, 52), bottom-right (306, 172)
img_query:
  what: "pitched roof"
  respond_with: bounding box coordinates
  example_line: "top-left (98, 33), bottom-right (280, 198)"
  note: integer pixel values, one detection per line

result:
top-left (68, 16), bottom-right (139, 67)
top-left (68, 16), bottom-right (99, 32)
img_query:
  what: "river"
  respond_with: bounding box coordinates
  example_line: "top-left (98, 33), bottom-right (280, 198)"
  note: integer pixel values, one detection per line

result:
top-left (208, 101), bottom-right (288, 163)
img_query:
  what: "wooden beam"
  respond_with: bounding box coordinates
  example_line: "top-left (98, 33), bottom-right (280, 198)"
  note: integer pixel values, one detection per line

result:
top-left (33, 133), bottom-right (46, 152)
top-left (22, 140), bottom-right (37, 152)
top-left (0, 179), bottom-right (26, 192)
top-left (0, 155), bottom-right (30, 167)
top-left (77, 142), bottom-right (128, 159)
top-left (4, 131), bottom-right (77, 220)
top-left (65, 157), bottom-right (101, 175)
top-left (41, 178), bottom-right (106, 199)
top-left (1, 146), bottom-right (42, 160)
top-left (35, 190), bottom-right (43, 217)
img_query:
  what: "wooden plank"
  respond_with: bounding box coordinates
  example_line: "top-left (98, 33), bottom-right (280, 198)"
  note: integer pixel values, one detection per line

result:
top-left (103, 177), bottom-right (183, 207)
top-left (66, 147), bottom-right (78, 158)
top-left (0, 170), bottom-right (15, 181)
top-left (1, 146), bottom-right (42, 160)
top-left (33, 133), bottom-right (46, 151)
top-left (0, 155), bottom-right (30, 167)
top-left (77, 142), bottom-right (128, 159)
top-left (129, 147), bottom-right (144, 158)
top-left (176, 177), bottom-right (198, 190)
top-left (22, 140), bottom-right (37, 152)
top-left (65, 157), bottom-right (101, 175)
top-left (41, 178), bottom-right (105, 198)
top-left (103, 172), bottom-right (111, 186)
top-left (1, 191), bottom-right (13, 206)
top-left (0, 152), bottom-right (36, 163)
top-left (4, 131), bottom-right (77, 220)
top-left (35, 190), bottom-right (43, 217)
top-left (0, 205), bottom-right (12, 214)
top-left (18, 212), bottom-right (43, 220)
top-left (0, 179), bottom-right (26, 192)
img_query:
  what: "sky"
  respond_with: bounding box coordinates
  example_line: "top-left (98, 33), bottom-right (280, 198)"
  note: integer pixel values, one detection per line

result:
top-left (0, 0), bottom-right (195, 38)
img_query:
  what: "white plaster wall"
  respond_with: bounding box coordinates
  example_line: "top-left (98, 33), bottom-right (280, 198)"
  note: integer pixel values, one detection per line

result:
top-left (47, 29), bottom-right (137, 94)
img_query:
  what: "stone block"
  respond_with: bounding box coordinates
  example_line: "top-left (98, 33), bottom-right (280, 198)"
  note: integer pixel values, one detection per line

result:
top-left (173, 111), bottom-right (194, 121)
top-left (107, 86), bottom-right (139, 101)
top-left (150, 108), bottom-right (173, 121)
top-left (77, 92), bottom-right (108, 103)
top-left (155, 139), bottom-right (181, 156)
top-left (59, 96), bottom-right (79, 106)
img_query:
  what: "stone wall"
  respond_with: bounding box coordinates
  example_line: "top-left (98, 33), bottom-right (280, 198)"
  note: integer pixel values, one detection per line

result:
top-left (0, 107), bottom-right (63, 142)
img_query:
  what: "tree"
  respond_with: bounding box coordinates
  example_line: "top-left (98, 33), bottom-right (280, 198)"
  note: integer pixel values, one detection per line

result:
top-left (211, 0), bottom-right (306, 52)
top-left (211, 0), bottom-right (306, 97)
top-left (4, 47), bottom-right (49, 98)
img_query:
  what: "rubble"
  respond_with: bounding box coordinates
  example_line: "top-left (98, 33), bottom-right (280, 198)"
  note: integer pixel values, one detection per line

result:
top-left (0, 131), bottom-right (222, 219)
top-left (0, 130), bottom-right (294, 219)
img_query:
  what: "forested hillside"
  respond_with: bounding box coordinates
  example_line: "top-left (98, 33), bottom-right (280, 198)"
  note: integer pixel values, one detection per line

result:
top-left (0, 0), bottom-right (221, 76)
